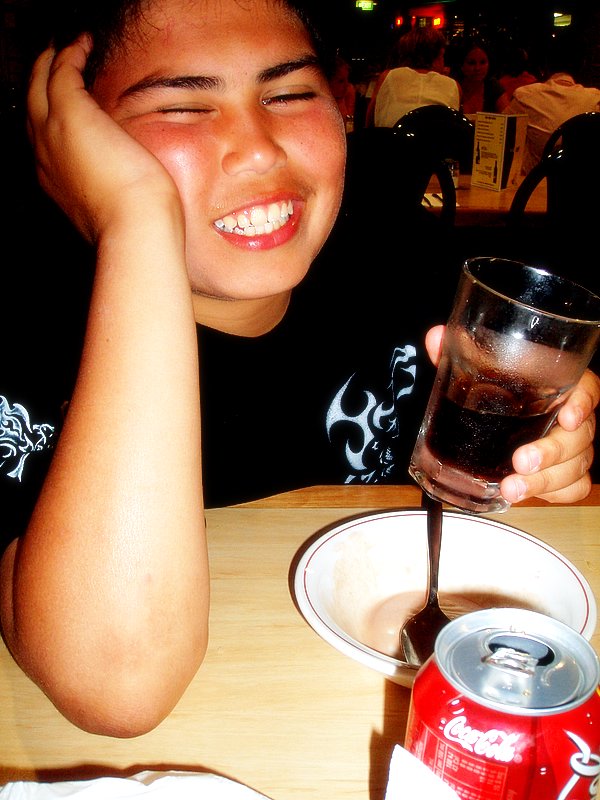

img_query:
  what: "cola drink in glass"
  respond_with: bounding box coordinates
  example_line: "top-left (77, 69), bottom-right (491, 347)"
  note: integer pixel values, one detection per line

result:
top-left (410, 257), bottom-right (600, 513)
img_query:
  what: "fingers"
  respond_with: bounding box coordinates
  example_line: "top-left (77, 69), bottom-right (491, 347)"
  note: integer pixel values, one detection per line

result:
top-left (500, 369), bottom-right (599, 504)
top-left (556, 369), bottom-right (600, 432)
top-left (45, 34), bottom-right (92, 95)
top-left (501, 463), bottom-right (593, 505)
top-left (28, 36), bottom-right (93, 134)
top-left (500, 414), bottom-right (596, 504)
top-left (27, 47), bottom-right (55, 133)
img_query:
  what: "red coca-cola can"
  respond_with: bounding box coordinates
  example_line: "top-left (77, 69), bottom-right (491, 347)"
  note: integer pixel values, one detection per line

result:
top-left (404, 608), bottom-right (600, 799)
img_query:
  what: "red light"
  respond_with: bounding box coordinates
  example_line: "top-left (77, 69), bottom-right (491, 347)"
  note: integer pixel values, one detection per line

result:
top-left (395, 15), bottom-right (404, 26)
top-left (409, 5), bottom-right (446, 28)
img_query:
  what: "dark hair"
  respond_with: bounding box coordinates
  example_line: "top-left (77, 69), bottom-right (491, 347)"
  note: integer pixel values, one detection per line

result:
top-left (542, 32), bottom-right (580, 80)
top-left (499, 45), bottom-right (530, 78)
top-left (28, 0), bottom-right (142, 85)
top-left (285, 0), bottom-right (338, 77)
top-left (31, 0), bottom-right (338, 86)
top-left (394, 27), bottom-right (446, 70)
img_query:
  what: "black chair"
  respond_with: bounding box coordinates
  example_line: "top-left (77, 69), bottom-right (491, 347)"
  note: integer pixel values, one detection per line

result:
top-left (393, 104), bottom-right (476, 175)
top-left (541, 110), bottom-right (600, 160)
top-left (507, 111), bottom-right (600, 295)
top-left (342, 126), bottom-right (457, 232)
top-left (336, 126), bottom-right (460, 289)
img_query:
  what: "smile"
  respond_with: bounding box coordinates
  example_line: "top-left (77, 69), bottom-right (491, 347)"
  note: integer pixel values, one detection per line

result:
top-left (214, 201), bottom-right (294, 237)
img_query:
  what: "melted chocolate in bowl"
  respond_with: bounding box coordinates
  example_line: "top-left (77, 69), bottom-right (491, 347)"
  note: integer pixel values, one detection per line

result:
top-left (294, 510), bottom-right (596, 685)
top-left (361, 591), bottom-right (539, 661)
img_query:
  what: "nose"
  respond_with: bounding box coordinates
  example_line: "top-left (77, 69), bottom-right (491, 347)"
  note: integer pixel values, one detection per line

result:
top-left (221, 110), bottom-right (286, 176)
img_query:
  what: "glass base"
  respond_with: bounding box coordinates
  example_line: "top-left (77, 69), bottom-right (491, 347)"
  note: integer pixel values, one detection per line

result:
top-left (409, 462), bottom-right (510, 515)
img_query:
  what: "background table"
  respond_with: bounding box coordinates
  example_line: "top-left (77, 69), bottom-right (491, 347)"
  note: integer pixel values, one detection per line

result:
top-left (427, 173), bottom-right (547, 227)
top-left (1, 487), bottom-right (598, 799)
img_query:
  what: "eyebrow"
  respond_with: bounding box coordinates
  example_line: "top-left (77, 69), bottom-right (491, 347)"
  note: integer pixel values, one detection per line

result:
top-left (119, 55), bottom-right (322, 101)
top-left (257, 55), bottom-right (322, 83)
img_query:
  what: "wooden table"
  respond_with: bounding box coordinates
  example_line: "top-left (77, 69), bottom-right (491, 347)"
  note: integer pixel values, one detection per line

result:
top-left (1, 486), bottom-right (598, 799)
top-left (427, 173), bottom-right (547, 227)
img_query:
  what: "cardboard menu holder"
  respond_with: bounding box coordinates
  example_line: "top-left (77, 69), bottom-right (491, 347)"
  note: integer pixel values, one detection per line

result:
top-left (471, 112), bottom-right (527, 191)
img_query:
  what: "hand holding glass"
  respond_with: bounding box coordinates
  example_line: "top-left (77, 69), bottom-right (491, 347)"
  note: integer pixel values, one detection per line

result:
top-left (410, 257), bottom-right (600, 513)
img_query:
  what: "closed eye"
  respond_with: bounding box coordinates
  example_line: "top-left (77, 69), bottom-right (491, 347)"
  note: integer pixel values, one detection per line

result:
top-left (156, 105), bottom-right (213, 114)
top-left (262, 91), bottom-right (317, 106)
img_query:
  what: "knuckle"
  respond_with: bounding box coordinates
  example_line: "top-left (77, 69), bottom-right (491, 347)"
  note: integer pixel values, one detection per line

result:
top-left (581, 445), bottom-right (595, 473)
top-left (543, 431), bottom-right (567, 465)
top-left (540, 472), bottom-right (592, 504)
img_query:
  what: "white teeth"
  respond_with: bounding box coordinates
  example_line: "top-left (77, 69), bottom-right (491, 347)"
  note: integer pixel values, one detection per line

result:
top-left (267, 203), bottom-right (281, 223)
top-left (215, 201), bottom-right (294, 237)
top-left (250, 207), bottom-right (267, 227)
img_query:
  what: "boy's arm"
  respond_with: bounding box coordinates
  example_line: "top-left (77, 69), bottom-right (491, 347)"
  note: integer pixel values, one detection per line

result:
top-left (0, 39), bottom-right (209, 738)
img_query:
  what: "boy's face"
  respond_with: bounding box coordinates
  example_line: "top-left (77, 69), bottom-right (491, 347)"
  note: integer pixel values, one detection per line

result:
top-left (92, 0), bottom-right (346, 305)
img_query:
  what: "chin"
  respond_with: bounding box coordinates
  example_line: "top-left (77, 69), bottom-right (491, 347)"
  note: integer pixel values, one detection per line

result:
top-left (192, 264), bottom-right (311, 301)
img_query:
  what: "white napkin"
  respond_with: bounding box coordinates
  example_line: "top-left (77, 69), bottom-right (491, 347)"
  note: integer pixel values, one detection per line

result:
top-left (385, 745), bottom-right (460, 800)
top-left (0, 771), bottom-right (272, 799)
top-left (422, 193), bottom-right (444, 208)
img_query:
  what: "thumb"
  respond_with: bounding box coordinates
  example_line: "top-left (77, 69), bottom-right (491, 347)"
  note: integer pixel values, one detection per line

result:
top-left (425, 325), bottom-right (445, 366)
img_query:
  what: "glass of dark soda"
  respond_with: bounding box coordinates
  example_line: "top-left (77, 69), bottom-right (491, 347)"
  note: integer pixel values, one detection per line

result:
top-left (409, 257), bottom-right (600, 513)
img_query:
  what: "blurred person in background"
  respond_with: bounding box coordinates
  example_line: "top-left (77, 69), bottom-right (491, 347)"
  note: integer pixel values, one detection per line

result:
top-left (366, 27), bottom-right (459, 127)
top-left (498, 45), bottom-right (538, 100)
top-left (450, 38), bottom-right (509, 115)
top-left (329, 54), bottom-right (356, 130)
top-left (507, 34), bottom-right (600, 174)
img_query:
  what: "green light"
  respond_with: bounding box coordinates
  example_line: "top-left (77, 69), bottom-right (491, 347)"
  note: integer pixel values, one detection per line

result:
top-left (356, 0), bottom-right (375, 10)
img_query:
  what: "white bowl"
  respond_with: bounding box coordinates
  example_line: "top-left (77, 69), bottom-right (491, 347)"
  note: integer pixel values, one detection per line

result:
top-left (293, 510), bottom-right (596, 687)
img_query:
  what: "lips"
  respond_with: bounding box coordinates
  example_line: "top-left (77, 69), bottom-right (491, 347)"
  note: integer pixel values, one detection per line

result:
top-left (214, 200), bottom-right (294, 238)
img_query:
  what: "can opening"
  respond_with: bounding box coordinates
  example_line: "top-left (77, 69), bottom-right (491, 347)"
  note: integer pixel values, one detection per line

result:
top-left (488, 634), bottom-right (554, 666)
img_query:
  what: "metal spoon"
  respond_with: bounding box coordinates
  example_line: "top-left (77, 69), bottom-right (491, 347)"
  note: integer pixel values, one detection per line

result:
top-left (400, 493), bottom-right (451, 666)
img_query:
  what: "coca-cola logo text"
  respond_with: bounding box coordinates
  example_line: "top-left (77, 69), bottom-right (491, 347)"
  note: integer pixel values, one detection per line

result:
top-left (443, 715), bottom-right (521, 763)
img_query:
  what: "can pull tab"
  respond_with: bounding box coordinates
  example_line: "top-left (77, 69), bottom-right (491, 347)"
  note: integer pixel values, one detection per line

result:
top-left (484, 634), bottom-right (555, 676)
top-left (484, 646), bottom-right (539, 675)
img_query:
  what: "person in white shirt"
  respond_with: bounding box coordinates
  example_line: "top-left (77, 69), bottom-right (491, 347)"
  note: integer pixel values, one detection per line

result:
top-left (366, 28), bottom-right (460, 128)
top-left (507, 37), bottom-right (600, 174)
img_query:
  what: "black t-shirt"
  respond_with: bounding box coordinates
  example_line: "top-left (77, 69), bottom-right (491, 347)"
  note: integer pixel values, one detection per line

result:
top-left (1, 204), bottom-right (455, 550)
top-left (0, 206), bottom-right (92, 554)
top-left (199, 218), bottom-right (452, 507)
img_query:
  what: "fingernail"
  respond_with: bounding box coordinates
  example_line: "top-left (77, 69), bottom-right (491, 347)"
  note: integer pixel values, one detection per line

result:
top-left (510, 478), bottom-right (527, 502)
top-left (526, 449), bottom-right (541, 473)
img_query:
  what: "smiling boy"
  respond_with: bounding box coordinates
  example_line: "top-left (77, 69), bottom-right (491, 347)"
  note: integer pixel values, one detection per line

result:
top-left (1, 0), bottom-right (598, 738)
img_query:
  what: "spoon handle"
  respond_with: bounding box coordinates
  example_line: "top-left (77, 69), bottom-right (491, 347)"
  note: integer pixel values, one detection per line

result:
top-left (422, 492), bottom-right (443, 606)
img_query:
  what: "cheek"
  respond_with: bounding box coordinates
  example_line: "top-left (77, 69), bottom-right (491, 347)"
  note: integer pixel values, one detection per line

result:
top-left (125, 123), bottom-right (214, 200)
top-left (160, 145), bottom-right (209, 203)
top-left (291, 111), bottom-right (346, 196)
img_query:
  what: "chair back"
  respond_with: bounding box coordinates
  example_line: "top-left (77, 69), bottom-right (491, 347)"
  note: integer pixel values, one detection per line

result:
top-left (508, 111), bottom-right (600, 293)
top-left (541, 110), bottom-right (600, 160)
top-left (393, 105), bottom-right (475, 173)
top-left (342, 126), bottom-right (456, 231)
